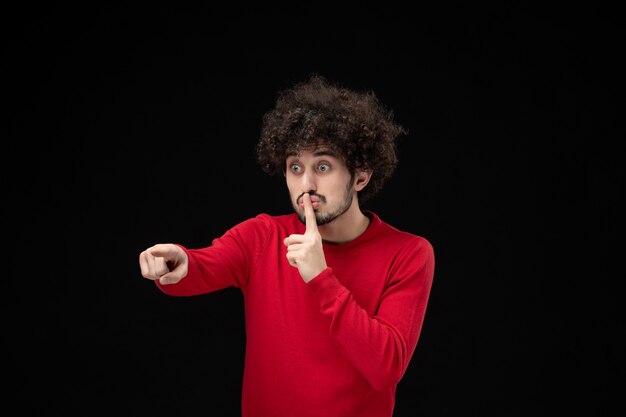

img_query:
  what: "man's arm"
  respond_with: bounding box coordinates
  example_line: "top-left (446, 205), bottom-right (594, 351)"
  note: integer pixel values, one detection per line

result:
top-left (139, 216), bottom-right (270, 296)
top-left (284, 192), bottom-right (435, 390)
top-left (306, 240), bottom-right (434, 391)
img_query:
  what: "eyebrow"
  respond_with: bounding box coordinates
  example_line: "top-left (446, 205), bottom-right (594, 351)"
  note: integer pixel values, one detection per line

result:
top-left (286, 149), bottom-right (340, 159)
top-left (313, 150), bottom-right (339, 158)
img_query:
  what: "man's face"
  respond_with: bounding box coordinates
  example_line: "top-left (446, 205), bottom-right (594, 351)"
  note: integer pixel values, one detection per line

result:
top-left (285, 148), bottom-right (355, 226)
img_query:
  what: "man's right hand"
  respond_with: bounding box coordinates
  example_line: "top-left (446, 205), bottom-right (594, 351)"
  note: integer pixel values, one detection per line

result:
top-left (139, 243), bottom-right (188, 285)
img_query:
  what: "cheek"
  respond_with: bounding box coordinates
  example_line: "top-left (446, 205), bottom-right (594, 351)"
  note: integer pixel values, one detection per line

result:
top-left (332, 175), bottom-right (353, 193)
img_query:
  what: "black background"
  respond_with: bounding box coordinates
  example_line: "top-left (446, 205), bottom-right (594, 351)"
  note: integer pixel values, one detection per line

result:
top-left (4, 4), bottom-right (623, 416)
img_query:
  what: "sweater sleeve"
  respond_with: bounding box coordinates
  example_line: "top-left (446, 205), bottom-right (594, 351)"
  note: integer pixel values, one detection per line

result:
top-left (156, 215), bottom-right (270, 296)
top-left (306, 237), bottom-right (435, 391)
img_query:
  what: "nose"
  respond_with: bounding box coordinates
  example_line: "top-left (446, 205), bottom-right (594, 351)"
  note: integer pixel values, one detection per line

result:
top-left (300, 171), bottom-right (317, 194)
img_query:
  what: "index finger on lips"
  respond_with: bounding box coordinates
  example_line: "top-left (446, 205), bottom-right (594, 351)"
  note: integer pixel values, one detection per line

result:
top-left (303, 193), bottom-right (318, 233)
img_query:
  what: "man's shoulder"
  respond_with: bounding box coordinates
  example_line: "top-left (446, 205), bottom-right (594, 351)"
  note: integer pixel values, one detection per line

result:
top-left (220, 213), bottom-right (297, 247)
top-left (370, 212), bottom-right (433, 252)
top-left (252, 212), bottom-right (298, 226)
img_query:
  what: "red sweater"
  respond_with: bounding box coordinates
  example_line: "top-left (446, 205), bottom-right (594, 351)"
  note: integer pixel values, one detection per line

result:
top-left (157, 211), bottom-right (435, 417)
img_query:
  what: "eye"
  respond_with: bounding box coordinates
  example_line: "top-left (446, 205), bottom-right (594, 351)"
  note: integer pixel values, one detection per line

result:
top-left (289, 163), bottom-right (301, 173)
top-left (318, 163), bottom-right (331, 172)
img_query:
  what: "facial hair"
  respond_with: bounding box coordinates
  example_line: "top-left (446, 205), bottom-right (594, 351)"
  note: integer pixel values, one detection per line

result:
top-left (293, 180), bottom-right (354, 226)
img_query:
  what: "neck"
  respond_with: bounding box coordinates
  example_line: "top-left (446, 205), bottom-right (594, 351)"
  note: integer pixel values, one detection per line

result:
top-left (318, 197), bottom-right (370, 245)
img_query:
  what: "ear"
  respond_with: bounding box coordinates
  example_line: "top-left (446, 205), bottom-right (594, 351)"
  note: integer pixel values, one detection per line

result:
top-left (353, 170), bottom-right (372, 192)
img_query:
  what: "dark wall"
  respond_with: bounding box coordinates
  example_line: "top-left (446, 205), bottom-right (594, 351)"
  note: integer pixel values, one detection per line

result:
top-left (5, 4), bottom-right (622, 416)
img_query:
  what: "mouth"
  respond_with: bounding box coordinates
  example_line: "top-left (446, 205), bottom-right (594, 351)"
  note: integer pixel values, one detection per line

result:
top-left (298, 201), bottom-right (320, 209)
top-left (297, 193), bottom-right (323, 207)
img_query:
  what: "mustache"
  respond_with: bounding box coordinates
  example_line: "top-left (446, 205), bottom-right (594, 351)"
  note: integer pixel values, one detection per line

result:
top-left (297, 192), bottom-right (326, 205)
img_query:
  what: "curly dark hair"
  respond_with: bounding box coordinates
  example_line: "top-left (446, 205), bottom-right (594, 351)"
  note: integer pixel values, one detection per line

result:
top-left (256, 74), bottom-right (407, 203)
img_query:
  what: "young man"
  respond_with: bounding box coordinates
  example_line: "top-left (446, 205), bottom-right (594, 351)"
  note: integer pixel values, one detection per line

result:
top-left (139, 75), bottom-right (435, 417)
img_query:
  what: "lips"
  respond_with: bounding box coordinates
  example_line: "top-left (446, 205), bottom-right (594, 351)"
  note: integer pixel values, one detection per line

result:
top-left (297, 193), bottom-right (324, 209)
top-left (298, 201), bottom-right (320, 209)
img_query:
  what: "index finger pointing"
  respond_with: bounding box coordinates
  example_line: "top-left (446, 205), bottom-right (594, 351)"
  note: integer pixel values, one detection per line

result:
top-left (303, 193), bottom-right (318, 233)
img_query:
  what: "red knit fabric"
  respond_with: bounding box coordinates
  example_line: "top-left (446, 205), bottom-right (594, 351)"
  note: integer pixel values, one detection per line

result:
top-left (156, 211), bottom-right (435, 417)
